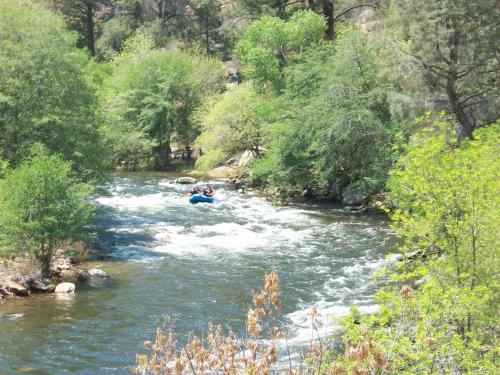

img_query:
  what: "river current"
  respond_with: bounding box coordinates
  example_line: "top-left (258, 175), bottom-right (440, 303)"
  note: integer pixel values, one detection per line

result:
top-left (0, 173), bottom-right (395, 374)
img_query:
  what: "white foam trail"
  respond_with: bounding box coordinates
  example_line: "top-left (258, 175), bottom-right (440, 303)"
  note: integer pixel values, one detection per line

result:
top-left (96, 193), bottom-right (169, 210)
top-left (151, 222), bottom-right (315, 256)
top-left (284, 303), bottom-right (379, 346)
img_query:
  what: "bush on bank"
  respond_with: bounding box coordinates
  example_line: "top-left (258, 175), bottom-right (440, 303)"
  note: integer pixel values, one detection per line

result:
top-left (0, 153), bottom-right (95, 277)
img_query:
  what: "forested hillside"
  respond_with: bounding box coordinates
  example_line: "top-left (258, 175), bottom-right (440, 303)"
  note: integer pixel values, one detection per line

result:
top-left (0, 1), bottom-right (498, 374)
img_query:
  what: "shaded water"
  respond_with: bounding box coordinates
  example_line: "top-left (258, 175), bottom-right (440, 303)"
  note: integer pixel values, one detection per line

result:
top-left (0, 173), bottom-right (396, 374)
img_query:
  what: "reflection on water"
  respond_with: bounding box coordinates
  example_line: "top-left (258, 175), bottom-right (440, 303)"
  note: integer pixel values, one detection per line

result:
top-left (0, 172), bottom-right (396, 374)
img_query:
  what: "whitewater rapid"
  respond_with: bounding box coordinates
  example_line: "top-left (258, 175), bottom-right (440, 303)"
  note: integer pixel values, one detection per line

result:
top-left (0, 173), bottom-right (395, 374)
top-left (95, 175), bottom-right (394, 344)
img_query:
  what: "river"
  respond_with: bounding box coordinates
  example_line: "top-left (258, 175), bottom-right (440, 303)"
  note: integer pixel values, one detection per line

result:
top-left (0, 173), bottom-right (396, 374)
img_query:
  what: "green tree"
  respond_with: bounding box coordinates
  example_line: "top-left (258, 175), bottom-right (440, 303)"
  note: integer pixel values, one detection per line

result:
top-left (334, 119), bottom-right (500, 374)
top-left (186, 0), bottom-right (225, 55)
top-left (234, 0), bottom-right (379, 39)
top-left (195, 83), bottom-right (274, 169)
top-left (49, 0), bottom-right (112, 55)
top-left (387, 118), bottom-right (499, 300)
top-left (254, 26), bottom-right (398, 200)
top-left (0, 0), bottom-right (106, 178)
top-left (384, 0), bottom-right (500, 140)
top-left (96, 0), bottom-right (145, 60)
top-left (118, 50), bottom-right (192, 168)
top-left (237, 10), bottom-right (326, 91)
top-left (310, 120), bottom-right (499, 374)
top-left (311, 25), bottom-right (395, 199)
top-left (103, 34), bottom-right (225, 167)
top-left (0, 154), bottom-right (95, 277)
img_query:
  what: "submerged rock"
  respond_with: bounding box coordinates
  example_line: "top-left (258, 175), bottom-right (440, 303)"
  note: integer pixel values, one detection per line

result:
top-left (78, 268), bottom-right (108, 281)
top-left (88, 268), bottom-right (108, 278)
top-left (54, 282), bottom-right (75, 294)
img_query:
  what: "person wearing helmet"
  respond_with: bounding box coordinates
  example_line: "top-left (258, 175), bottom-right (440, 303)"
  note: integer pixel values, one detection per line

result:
top-left (202, 184), bottom-right (214, 196)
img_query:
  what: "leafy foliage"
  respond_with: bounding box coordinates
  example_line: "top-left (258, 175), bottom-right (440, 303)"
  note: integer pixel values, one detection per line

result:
top-left (384, 0), bottom-right (500, 139)
top-left (237, 10), bottom-right (326, 91)
top-left (195, 83), bottom-right (274, 169)
top-left (0, 153), bottom-right (95, 276)
top-left (0, 0), bottom-right (106, 178)
top-left (333, 120), bottom-right (500, 374)
top-left (50, 0), bottom-right (110, 55)
top-left (102, 33), bottom-right (225, 168)
top-left (253, 26), bottom-right (400, 200)
top-left (95, 0), bottom-right (144, 60)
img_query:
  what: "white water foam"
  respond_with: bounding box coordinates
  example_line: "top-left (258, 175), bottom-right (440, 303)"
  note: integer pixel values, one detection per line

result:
top-left (284, 302), bottom-right (380, 346)
top-left (97, 176), bottom-right (393, 349)
top-left (151, 221), bottom-right (316, 256)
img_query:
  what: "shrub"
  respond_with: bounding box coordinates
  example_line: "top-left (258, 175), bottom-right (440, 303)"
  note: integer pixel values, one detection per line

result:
top-left (0, 154), bottom-right (95, 276)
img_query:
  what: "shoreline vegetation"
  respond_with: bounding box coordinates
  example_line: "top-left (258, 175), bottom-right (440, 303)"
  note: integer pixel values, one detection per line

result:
top-left (0, 0), bottom-right (498, 373)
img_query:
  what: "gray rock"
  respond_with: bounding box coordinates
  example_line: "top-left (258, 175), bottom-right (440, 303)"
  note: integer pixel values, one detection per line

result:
top-left (77, 270), bottom-right (90, 281)
top-left (238, 150), bottom-right (256, 167)
top-left (31, 279), bottom-right (55, 293)
top-left (175, 177), bottom-right (197, 184)
top-left (78, 268), bottom-right (109, 281)
top-left (13, 273), bottom-right (53, 292)
top-left (54, 282), bottom-right (75, 294)
top-left (87, 268), bottom-right (108, 278)
top-left (342, 182), bottom-right (371, 206)
top-left (3, 281), bottom-right (29, 296)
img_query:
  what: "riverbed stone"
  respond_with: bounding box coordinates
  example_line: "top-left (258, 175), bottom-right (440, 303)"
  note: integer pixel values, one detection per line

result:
top-left (341, 182), bottom-right (371, 206)
top-left (54, 282), bottom-right (75, 294)
top-left (88, 268), bottom-right (108, 278)
top-left (4, 281), bottom-right (29, 296)
top-left (79, 268), bottom-right (108, 281)
top-left (175, 177), bottom-right (197, 184)
top-left (31, 279), bottom-right (55, 293)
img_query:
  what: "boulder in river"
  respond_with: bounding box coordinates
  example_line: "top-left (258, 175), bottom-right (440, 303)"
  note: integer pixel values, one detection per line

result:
top-left (54, 282), bottom-right (75, 294)
top-left (3, 281), bottom-right (30, 296)
top-left (175, 177), bottom-right (197, 184)
top-left (78, 268), bottom-right (108, 281)
top-left (342, 181), bottom-right (371, 206)
top-left (12, 273), bottom-right (54, 293)
top-left (31, 279), bottom-right (55, 293)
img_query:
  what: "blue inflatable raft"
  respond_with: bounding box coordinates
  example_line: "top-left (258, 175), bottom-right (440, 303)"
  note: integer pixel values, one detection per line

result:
top-left (189, 194), bottom-right (215, 204)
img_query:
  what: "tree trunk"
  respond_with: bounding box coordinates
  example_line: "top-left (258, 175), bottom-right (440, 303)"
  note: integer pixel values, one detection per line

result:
top-left (38, 239), bottom-right (52, 278)
top-left (86, 2), bottom-right (95, 55)
top-left (322, 1), bottom-right (335, 40)
top-left (205, 11), bottom-right (210, 54)
top-left (447, 80), bottom-right (474, 140)
top-left (158, 0), bottom-right (163, 19)
top-left (184, 144), bottom-right (192, 161)
top-left (447, 29), bottom-right (474, 140)
top-left (164, 143), bottom-right (171, 167)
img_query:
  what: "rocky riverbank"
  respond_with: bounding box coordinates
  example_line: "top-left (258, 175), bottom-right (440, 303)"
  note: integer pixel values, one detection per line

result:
top-left (0, 243), bottom-right (108, 302)
top-left (186, 150), bottom-right (394, 212)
